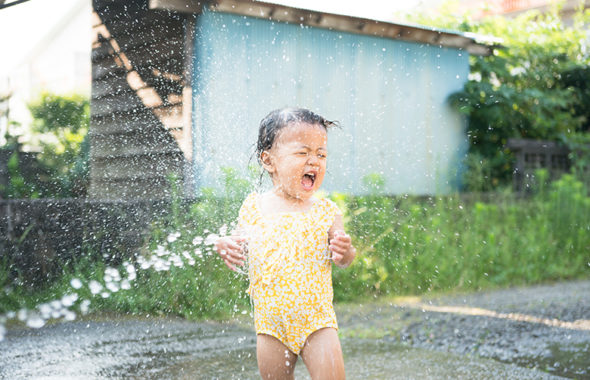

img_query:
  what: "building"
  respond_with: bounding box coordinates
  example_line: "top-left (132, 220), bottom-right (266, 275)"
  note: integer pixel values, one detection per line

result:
top-left (0, 0), bottom-right (92, 147)
top-left (90, 0), bottom-right (493, 199)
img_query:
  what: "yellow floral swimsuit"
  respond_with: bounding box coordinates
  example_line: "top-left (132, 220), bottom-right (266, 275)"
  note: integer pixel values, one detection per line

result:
top-left (238, 192), bottom-right (341, 355)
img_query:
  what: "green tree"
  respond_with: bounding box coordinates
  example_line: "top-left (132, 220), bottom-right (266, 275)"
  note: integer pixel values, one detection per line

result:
top-left (27, 91), bottom-right (90, 197)
top-left (0, 92), bottom-right (90, 199)
top-left (411, 3), bottom-right (590, 190)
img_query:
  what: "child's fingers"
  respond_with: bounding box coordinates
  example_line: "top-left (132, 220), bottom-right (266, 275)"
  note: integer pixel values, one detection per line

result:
top-left (330, 237), bottom-right (351, 253)
top-left (333, 230), bottom-right (347, 238)
top-left (220, 249), bottom-right (245, 266)
top-left (332, 233), bottom-right (351, 244)
top-left (330, 246), bottom-right (347, 257)
top-left (215, 238), bottom-right (245, 256)
top-left (223, 239), bottom-right (244, 251)
top-left (330, 239), bottom-right (350, 250)
top-left (223, 258), bottom-right (237, 271)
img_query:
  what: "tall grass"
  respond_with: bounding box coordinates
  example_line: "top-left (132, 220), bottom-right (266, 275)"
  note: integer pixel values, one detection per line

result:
top-left (1, 172), bottom-right (588, 324)
top-left (333, 173), bottom-right (590, 301)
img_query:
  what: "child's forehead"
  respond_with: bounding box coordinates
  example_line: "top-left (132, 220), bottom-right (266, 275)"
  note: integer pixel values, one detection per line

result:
top-left (276, 122), bottom-right (327, 144)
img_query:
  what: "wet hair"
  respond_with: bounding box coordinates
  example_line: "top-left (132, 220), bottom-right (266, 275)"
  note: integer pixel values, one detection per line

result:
top-left (255, 107), bottom-right (337, 164)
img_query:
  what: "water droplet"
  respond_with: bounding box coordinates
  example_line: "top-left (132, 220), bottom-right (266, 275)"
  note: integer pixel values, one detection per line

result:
top-left (26, 314), bottom-right (45, 329)
top-left (167, 232), bottom-right (181, 243)
top-left (61, 294), bottom-right (78, 307)
top-left (70, 278), bottom-right (83, 289)
top-left (63, 311), bottom-right (76, 321)
top-left (89, 280), bottom-right (103, 295)
top-left (80, 300), bottom-right (91, 315)
top-left (17, 309), bottom-right (27, 321)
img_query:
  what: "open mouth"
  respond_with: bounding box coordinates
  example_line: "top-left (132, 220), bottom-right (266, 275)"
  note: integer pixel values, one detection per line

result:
top-left (302, 173), bottom-right (316, 190)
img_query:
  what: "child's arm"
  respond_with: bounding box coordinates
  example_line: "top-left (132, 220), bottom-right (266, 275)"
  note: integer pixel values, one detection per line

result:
top-left (215, 236), bottom-right (247, 271)
top-left (328, 214), bottom-right (356, 268)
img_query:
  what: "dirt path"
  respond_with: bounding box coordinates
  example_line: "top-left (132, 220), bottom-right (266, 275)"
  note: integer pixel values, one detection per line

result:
top-left (337, 279), bottom-right (590, 379)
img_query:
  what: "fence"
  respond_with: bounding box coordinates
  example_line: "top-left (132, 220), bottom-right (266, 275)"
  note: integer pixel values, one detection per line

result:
top-left (0, 198), bottom-right (173, 286)
top-left (506, 138), bottom-right (585, 193)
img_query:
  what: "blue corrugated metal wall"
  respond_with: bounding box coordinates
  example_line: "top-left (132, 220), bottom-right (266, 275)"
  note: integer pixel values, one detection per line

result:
top-left (192, 8), bottom-right (470, 195)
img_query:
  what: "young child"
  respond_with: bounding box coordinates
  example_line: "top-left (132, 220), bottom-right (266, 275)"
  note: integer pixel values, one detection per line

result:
top-left (215, 107), bottom-right (356, 380)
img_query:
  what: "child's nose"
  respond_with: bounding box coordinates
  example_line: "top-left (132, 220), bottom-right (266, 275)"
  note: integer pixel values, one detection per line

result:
top-left (307, 154), bottom-right (319, 165)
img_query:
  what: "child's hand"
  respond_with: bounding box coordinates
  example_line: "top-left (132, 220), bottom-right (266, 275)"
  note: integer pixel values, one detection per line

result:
top-left (215, 236), bottom-right (247, 271)
top-left (329, 230), bottom-right (356, 268)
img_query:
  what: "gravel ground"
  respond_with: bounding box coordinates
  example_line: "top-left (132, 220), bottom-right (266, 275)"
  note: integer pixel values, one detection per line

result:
top-left (337, 279), bottom-right (590, 379)
top-left (1, 280), bottom-right (588, 379)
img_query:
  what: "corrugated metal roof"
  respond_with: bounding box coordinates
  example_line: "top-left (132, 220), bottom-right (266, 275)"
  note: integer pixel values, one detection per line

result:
top-left (0, 0), bottom-right (30, 10)
top-left (150, 0), bottom-right (496, 55)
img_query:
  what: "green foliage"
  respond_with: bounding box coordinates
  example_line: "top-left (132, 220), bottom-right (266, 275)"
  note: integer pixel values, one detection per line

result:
top-left (412, 5), bottom-right (590, 190)
top-left (335, 176), bottom-right (589, 300)
top-left (362, 173), bottom-right (386, 195)
top-left (0, 171), bottom-right (254, 321)
top-left (3, 171), bottom-right (589, 322)
top-left (28, 92), bottom-right (89, 134)
top-left (27, 91), bottom-right (90, 197)
top-left (560, 65), bottom-right (590, 132)
top-left (1, 150), bottom-right (40, 198)
top-left (561, 132), bottom-right (590, 185)
top-left (93, 170), bottom-right (254, 319)
top-left (0, 92), bottom-right (90, 199)
top-left (460, 152), bottom-right (496, 192)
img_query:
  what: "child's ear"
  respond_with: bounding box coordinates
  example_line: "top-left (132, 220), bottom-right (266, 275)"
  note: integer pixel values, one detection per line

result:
top-left (260, 151), bottom-right (274, 174)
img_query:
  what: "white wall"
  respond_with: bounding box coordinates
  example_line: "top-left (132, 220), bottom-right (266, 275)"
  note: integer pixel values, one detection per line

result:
top-left (0, 0), bottom-right (91, 147)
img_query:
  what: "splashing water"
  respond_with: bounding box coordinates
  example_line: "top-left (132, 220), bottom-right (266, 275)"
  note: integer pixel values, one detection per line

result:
top-left (231, 226), bottom-right (251, 277)
top-left (0, 224), bottom-right (236, 342)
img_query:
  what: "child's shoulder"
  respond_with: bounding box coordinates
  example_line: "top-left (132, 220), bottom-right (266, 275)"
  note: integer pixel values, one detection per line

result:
top-left (241, 192), bottom-right (259, 207)
top-left (313, 195), bottom-right (342, 215)
top-left (238, 192), bottom-right (261, 225)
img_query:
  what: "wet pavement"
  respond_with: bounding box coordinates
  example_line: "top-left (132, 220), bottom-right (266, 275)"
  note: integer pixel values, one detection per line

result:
top-left (337, 280), bottom-right (590, 379)
top-left (1, 280), bottom-right (588, 379)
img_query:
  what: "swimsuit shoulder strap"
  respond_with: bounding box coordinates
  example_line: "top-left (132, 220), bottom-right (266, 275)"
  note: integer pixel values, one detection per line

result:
top-left (238, 192), bottom-right (260, 227)
top-left (312, 197), bottom-right (342, 230)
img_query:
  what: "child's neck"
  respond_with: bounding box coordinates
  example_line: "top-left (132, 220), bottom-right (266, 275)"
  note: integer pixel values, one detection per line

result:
top-left (261, 188), bottom-right (315, 213)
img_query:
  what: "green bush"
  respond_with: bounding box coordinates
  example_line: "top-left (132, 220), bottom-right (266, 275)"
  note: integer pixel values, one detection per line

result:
top-left (334, 175), bottom-right (590, 300)
top-left (0, 92), bottom-right (89, 199)
top-left (2, 171), bottom-right (588, 325)
top-left (411, 5), bottom-right (590, 190)
top-left (93, 171), bottom-right (254, 319)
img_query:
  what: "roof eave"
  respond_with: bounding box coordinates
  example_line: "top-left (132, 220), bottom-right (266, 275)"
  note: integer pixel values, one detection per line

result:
top-left (149, 0), bottom-right (494, 56)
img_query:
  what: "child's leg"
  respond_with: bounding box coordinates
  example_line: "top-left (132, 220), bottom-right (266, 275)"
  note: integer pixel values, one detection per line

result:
top-left (300, 327), bottom-right (345, 380)
top-left (257, 333), bottom-right (298, 380)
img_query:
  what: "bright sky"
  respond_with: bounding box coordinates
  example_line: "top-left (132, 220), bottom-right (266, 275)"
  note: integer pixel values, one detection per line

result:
top-left (0, 0), bottom-right (83, 73)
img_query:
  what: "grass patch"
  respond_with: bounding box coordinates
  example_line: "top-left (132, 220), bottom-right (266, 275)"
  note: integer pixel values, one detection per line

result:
top-left (332, 173), bottom-right (590, 301)
top-left (1, 172), bottom-right (589, 327)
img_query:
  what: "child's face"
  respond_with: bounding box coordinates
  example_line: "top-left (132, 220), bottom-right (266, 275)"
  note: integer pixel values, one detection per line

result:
top-left (262, 122), bottom-right (328, 201)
